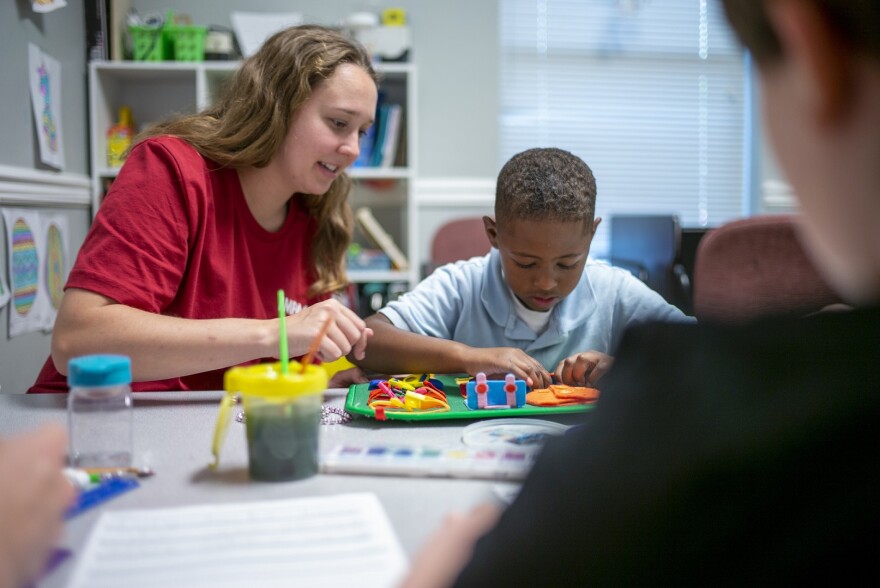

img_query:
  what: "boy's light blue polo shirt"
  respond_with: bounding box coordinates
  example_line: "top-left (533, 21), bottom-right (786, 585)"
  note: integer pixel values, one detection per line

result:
top-left (379, 250), bottom-right (695, 369)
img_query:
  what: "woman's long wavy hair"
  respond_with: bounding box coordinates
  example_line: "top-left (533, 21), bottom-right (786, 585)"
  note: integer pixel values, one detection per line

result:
top-left (137, 25), bottom-right (378, 297)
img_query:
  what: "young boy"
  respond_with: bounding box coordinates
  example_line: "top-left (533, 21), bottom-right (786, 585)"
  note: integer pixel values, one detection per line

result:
top-left (357, 147), bottom-right (693, 387)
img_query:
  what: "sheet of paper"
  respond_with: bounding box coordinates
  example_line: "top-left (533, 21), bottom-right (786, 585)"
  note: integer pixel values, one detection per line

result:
top-left (68, 493), bottom-right (408, 588)
top-left (231, 11), bottom-right (303, 58)
top-left (28, 44), bottom-right (65, 170)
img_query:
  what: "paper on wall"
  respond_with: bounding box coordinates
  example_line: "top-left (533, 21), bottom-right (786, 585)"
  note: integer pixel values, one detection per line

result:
top-left (28, 44), bottom-right (65, 170)
top-left (31, 0), bottom-right (67, 14)
top-left (0, 269), bottom-right (10, 310)
top-left (40, 212), bottom-right (70, 325)
top-left (1, 208), bottom-right (52, 337)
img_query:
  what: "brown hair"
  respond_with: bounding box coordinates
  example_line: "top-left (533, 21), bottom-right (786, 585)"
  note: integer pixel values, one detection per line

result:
top-left (495, 148), bottom-right (597, 229)
top-left (721, 0), bottom-right (880, 65)
top-left (139, 25), bottom-right (378, 297)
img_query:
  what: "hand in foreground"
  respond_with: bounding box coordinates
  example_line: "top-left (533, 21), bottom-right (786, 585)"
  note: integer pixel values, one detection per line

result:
top-left (399, 503), bottom-right (501, 588)
top-left (0, 424), bottom-right (75, 588)
top-left (461, 347), bottom-right (553, 389)
top-left (554, 351), bottom-right (613, 386)
top-left (283, 299), bottom-right (372, 363)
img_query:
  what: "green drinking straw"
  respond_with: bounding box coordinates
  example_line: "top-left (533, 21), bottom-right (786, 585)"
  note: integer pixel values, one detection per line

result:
top-left (277, 289), bottom-right (289, 375)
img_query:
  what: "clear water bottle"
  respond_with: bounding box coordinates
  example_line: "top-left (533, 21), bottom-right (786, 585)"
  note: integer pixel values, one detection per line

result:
top-left (67, 354), bottom-right (133, 468)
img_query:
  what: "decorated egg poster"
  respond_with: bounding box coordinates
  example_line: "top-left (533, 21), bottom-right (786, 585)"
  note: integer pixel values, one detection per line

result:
top-left (41, 212), bottom-right (70, 322)
top-left (2, 208), bottom-right (53, 337)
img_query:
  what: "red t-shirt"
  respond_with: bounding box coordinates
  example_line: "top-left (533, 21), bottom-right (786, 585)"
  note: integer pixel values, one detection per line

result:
top-left (30, 136), bottom-right (326, 392)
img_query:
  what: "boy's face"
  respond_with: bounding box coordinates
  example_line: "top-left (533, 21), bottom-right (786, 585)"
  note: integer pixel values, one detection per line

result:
top-left (484, 216), bottom-right (600, 312)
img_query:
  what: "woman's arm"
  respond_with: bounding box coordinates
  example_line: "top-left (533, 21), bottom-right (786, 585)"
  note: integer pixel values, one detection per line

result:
top-left (52, 289), bottom-right (369, 381)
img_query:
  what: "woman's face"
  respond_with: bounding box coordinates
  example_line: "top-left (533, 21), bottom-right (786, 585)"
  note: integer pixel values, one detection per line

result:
top-left (276, 63), bottom-right (378, 196)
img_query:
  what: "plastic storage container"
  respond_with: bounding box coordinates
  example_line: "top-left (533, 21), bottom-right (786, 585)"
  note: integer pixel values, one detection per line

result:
top-left (129, 25), bottom-right (171, 61)
top-left (67, 354), bottom-right (133, 468)
top-left (129, 11), bottom-right (205, 62)
top-left (166, 25), bottom-right (207, 62)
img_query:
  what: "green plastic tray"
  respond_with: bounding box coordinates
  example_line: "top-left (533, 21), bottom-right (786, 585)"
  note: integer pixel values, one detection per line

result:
top-left (344, 374), bottom-right (594, 422)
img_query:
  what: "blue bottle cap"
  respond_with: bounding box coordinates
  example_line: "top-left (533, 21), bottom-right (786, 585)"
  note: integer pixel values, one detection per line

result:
top-left (68, 354), bottom-right (132, 387)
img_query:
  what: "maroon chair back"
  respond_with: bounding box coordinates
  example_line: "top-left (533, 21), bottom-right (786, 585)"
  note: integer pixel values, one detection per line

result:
top-left (430, 218), bottom-right (492, 269)
top-left (694, 215), bottom-right (843, 323)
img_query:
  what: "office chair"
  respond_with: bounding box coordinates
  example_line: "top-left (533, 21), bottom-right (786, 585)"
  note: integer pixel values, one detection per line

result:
top-left (693, 215), bottom-right (843, 323)
top-left (426, 217), bottom-right (491, 276)
top-left (608, 214), bottom-right (692, 313)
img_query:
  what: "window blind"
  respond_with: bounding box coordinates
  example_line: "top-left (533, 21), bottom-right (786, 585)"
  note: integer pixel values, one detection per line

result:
top-left (499, 0), bottom-right (747, 256)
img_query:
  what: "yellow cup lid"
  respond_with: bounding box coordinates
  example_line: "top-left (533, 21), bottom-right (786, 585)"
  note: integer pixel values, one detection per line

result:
top-left (211, 362), bottom-right (328, 469)
top-left (224, 362), bottom-right (327, 397)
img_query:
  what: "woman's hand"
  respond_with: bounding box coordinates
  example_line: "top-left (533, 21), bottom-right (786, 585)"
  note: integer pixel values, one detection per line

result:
top-left (0, 424), bottom-right (75, 588)
top-left (282, 299), bottom-right (373, 363)
top-left (461, 347), bottom-right (553, 389)
top-left (554, 351), bottom-right (613, 386)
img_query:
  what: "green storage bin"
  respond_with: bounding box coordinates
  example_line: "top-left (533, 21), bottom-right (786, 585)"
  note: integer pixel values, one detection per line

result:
top-left (166, 25), bottom-right (207, 62)
top-left (129, 25), bottom-right (171, 61)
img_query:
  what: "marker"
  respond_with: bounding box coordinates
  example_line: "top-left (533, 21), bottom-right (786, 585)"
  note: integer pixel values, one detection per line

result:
top-left (63, 468), bottom-right (102, 490)
top-left (66, 477), bottom-right (140, 519)
top-left (63, 467), bottom-right (154, 490)
top-left (81, 466), bottom-right (155, 478)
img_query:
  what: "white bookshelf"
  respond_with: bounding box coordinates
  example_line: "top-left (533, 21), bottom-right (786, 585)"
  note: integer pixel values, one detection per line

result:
top-left (88, 60), bottom-right (419, 291)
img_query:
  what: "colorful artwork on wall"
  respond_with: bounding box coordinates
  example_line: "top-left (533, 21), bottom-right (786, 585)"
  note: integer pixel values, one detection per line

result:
top-left (2, 209), bottom-right (70, 337)
top-left (11, 217), bottom-right (39, 316)
top-left (28, 43), bottom-right (65, 170)
top-left (45, 221), bottom-right (66, 309)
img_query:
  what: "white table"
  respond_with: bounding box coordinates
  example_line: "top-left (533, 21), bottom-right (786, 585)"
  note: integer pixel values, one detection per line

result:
top-left (0, 390), bottom-right (584, 587)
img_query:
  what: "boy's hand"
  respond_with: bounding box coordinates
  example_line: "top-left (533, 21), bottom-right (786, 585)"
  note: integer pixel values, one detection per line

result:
top-left (554, 351), bottom-right (613, 386)
top-left (462, 347), bottom-right (553, 389)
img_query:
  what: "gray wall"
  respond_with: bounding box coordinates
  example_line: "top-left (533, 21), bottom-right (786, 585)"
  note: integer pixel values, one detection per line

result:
top-left (129, 0), bottom-right (501, 177)
top-left (0, 0), bottom-right (91, 394)
top-left (0, 206), bottom-right (91, 394)
top-left (1, 0), bottom-right (89, 174)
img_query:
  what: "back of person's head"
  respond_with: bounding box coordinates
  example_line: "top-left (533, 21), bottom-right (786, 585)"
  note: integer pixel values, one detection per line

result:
top-left (722, 0), bottom-right (880, 65)
top-left (495, 148), bottom-right (597, 229)
top-left (722, 0), bottom-right (880, 305)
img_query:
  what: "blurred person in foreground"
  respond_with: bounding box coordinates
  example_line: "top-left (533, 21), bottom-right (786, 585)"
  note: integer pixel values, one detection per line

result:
top-left (402, 0), bottom-right (880, 585)
top-left (0, 425), bottom-right (74, 588)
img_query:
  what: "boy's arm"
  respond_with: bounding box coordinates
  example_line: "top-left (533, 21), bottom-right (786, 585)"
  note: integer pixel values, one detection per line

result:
top-left (354, 314), bottom-right (553, 387)
top-left (356, 313), bottom-right (471, 374)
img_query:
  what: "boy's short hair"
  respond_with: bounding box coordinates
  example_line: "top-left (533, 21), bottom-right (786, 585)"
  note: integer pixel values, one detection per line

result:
top-left (495, 148), bottom-right (597, 227)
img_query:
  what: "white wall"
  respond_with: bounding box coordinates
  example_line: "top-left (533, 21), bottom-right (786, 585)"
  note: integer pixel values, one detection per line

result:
top-left (0, 0), bottom-right (89, 175)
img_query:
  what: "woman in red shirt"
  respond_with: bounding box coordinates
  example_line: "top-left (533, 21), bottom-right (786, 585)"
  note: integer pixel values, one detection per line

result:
top-left (31, 25), bottom-right (378, 392)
